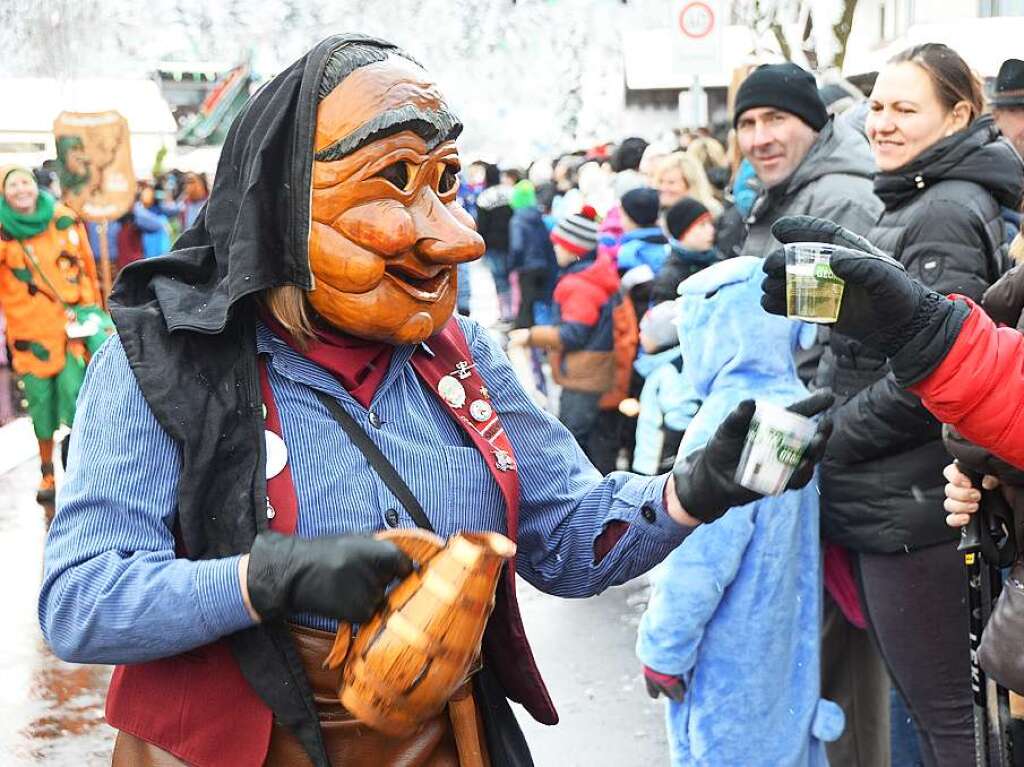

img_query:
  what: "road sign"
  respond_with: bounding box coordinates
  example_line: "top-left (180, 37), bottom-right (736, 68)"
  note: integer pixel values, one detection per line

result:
top-left (670, 0), bottom-right (724, 77)
top-left (678, 1), bottom-right (715, 39)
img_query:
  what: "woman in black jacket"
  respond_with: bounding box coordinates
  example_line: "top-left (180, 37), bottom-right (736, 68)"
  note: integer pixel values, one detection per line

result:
top-left (815, 43), bottom-right (1024, 767)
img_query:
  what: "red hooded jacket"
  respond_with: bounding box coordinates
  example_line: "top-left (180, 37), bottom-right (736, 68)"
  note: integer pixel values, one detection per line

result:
top-left (910, 299), bottom-right (1024, 470)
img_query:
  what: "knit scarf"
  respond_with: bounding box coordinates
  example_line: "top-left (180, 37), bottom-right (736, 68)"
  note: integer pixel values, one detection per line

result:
top-left (0, 191), bottom-right (55, 240)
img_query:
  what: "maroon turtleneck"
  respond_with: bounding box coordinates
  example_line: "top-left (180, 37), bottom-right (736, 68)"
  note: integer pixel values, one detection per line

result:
top-left (260, 312), bottom-right (394, 408)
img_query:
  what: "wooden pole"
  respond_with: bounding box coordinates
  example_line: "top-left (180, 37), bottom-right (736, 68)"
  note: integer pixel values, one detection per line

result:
top-left (98, 219), bottom-right (112, 309)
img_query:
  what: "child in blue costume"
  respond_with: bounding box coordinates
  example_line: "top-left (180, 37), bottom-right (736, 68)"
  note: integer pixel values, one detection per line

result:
top-left (630, 300), bottom-right (700, 476)
top-left (636, 256), bottom-right (843, 766)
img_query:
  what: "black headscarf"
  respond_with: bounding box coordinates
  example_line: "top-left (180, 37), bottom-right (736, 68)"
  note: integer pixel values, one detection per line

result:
top-left (112, 33), bottom-right (415, 333)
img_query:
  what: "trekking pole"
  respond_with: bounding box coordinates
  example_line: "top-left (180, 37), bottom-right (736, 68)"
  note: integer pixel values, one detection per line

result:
top-left (959, 472), bottom-right (990, 767)
top-left (957, 463), bottom-right (1016, 767)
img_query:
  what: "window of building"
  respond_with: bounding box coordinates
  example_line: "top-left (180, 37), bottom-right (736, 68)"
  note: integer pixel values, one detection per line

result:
top-left (980, 0), bottom-right (1024, 15)
top-left (0, 142), bottom-right (46, 153)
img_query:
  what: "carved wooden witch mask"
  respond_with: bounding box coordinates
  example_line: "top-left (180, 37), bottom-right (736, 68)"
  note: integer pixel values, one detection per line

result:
top-left (309, 53), bottom-right (484, 344)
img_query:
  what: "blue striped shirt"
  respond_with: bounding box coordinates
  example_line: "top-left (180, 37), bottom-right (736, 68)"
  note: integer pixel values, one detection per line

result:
top-left (39, 317), bottom-right (688, 664)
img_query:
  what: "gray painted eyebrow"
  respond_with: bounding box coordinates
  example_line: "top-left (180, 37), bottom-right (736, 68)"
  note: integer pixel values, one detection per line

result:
top-left (314, 105), bottom-right (463, 162)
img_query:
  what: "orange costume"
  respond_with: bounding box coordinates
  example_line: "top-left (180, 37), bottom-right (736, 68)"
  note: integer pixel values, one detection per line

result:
top-left (0, 203), bottom-right (101, 377)
top-left (0, 167), bottom-right (112, 500)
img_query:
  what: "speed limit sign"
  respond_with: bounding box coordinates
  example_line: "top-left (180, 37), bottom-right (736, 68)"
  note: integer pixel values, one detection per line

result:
top-left (678, 1), bottom-right (715, 39)
top-left (670, 0), bottom-right (723, 77)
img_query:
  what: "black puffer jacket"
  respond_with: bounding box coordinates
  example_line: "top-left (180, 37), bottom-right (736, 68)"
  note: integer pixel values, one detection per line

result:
top-left (818, 115), bottom-right (1024, 553)
top-left (474, 185), bottom-right (513, 253)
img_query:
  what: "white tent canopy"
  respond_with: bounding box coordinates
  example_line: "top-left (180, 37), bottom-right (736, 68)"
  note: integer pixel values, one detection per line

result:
top-left (0, 78), bottom-right (178, 177)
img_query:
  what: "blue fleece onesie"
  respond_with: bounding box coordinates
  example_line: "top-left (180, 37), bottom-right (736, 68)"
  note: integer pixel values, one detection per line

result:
top-left (636, 256), bottom-right (843, 766)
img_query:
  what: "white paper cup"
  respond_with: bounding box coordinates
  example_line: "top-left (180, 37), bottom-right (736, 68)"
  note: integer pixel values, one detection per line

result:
top-left (734, 401), bottom-right (816, 496)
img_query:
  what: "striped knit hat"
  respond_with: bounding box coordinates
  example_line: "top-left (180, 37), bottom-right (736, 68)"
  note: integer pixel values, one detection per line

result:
top-left (550, 205), bottom-right (600, 255)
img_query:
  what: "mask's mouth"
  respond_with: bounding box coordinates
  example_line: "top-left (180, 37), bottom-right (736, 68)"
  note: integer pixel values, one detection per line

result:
top-left (384, 262), bottom-right (452, 302)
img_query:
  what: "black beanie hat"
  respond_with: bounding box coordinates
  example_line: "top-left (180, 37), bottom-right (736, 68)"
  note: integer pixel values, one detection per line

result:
top-left (621, 187), bottom-right (660, 228)
top-left (733, 63), bottom-right (828, 131)
top-left (610, 137), bottom-right (649, 172)
top-left (665, 197), bottom-right (710, 240)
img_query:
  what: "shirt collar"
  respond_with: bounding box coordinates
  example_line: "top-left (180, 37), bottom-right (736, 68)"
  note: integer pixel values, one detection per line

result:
top-left (256, 320), bottom-right (430, 406)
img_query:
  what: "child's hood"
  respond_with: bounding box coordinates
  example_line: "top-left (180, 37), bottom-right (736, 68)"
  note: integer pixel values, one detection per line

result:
top-left (677, 256), bottom-right (814, 402)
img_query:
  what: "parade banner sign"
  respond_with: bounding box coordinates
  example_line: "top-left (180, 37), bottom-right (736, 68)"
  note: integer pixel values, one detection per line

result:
top-left (53, 111), bottom-right (135, 222)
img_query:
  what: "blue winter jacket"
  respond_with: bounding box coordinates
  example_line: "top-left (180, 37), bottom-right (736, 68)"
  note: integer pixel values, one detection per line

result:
top-left (617, 227), bottom-right (669, 273)
top-left (509, 206), bottom-right (558, 274)
top-left (631, 343), bottom-right (700, 476)
top-left (636, 256), bottom-right (843, 766)
top-left (731, 159), bottom-right (760, 217)
top-left (133, 202), bottom-right (174, 259)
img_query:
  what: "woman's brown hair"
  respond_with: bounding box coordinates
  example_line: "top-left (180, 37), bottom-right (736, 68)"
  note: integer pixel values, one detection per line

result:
top-left (889, 43), bottom-right (985, 122)
top-left (263, 285), bottom-right (316, 348)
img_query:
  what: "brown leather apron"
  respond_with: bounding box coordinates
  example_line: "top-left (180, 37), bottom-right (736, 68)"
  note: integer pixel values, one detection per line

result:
top-left (111, 626), bottom-right (490, 767)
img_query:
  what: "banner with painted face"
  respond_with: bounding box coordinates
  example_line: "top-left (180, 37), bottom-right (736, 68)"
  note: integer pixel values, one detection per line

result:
top-left (53, 111), bottom-right (136, 222)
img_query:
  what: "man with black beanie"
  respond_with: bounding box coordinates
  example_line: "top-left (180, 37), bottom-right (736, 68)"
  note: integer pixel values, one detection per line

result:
top-left (735, 62), bottom-right (888, 767)
top-left (734, 62), bottom-right (881, 261)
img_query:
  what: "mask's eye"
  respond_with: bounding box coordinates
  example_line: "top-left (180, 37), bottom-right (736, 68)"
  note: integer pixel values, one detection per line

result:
top-left (375, 161), bottom-right (412, 192)
top-left (437, 163), bottom-right (459, 195)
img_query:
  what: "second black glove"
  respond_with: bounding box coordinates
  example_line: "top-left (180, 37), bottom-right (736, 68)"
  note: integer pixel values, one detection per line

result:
top-left (247, 531), bottom-right (414, 623)
top-left (672, 390), bottom-right (834, 524)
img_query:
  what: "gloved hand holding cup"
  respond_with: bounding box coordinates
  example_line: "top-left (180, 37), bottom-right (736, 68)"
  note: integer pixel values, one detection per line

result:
top-left (734, 401), bottom-right (818, 496)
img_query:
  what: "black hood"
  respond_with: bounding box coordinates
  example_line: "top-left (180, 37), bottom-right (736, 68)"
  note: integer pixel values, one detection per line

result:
top-left (874, 114), bottom-right (1024, 211)
top-left (111, 33), bottom-right (403, 335)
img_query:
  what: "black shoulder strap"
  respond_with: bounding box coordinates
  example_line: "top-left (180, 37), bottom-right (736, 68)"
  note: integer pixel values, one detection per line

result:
top-left (312, 388), bottom-right (435, 533)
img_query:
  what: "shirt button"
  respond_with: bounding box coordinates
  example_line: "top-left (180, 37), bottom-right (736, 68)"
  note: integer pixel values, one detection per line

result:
top-left (641, 506), bottom-right (657, 524)
top-left (368, 411), bottom-right (382, 429)
top-left (384, 508), bottom-right (400, 527)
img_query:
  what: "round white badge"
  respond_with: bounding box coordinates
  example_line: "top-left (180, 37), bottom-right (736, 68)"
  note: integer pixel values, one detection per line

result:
top-left (469, 399), bottom-right (493, 422)
top-left (438, 375), bottom-right (467, 409)
top-left (265, 430), bottom-right (288, 479)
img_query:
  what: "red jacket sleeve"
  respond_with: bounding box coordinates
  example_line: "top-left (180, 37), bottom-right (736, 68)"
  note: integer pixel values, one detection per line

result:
top-left (909, 297), bottom-right (1024, 469)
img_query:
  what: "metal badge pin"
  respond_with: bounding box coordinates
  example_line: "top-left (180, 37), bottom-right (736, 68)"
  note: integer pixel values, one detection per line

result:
top-left (493, 449), bottom-right (515, 472)
top-left (265, 430), bottom-right (288, 479)
top-left (469, 399), bottom-right (493, 423)
top-left (438, 375), bottom-right (467, 409)
top-left (266, 498), bottom-right (276, 519)
top-left (479, 385), bottom-right (490, 400)
top-left (451, 361), bottom-right (475, 380)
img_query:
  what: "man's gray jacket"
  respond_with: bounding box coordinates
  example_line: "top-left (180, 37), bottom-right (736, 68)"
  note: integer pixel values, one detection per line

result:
top-left (741, 116), bottom-right (883, 258)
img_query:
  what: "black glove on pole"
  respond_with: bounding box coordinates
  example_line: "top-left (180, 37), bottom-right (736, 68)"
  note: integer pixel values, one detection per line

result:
top-left (247, 531), bottom-right (414, 623)
top-left (672, 390), bottom-right (835, 524)
top-left (761, 215), bottom-right (970, 385)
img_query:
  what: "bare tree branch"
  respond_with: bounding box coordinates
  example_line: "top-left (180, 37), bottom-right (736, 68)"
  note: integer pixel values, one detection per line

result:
top-left (831, 0), bottom-right (860, 70)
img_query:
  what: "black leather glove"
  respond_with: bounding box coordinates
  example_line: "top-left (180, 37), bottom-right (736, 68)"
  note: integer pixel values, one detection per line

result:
top-left (643, 666), bottom-right (686, 703)
top-left (761, 215), bottom-right (969, 384)
top-left (672, 390), bottom-right (835, 524)
top-left (247, 531), bottom-right (413, 623)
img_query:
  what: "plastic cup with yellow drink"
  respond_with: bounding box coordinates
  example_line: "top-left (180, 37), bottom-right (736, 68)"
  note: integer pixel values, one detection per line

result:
top-left (784, 242), bottom-right (845, 323)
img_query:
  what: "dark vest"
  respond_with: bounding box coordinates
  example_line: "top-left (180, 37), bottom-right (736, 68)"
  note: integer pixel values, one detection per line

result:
top-left (105, 317), bottom-right (555, 766)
